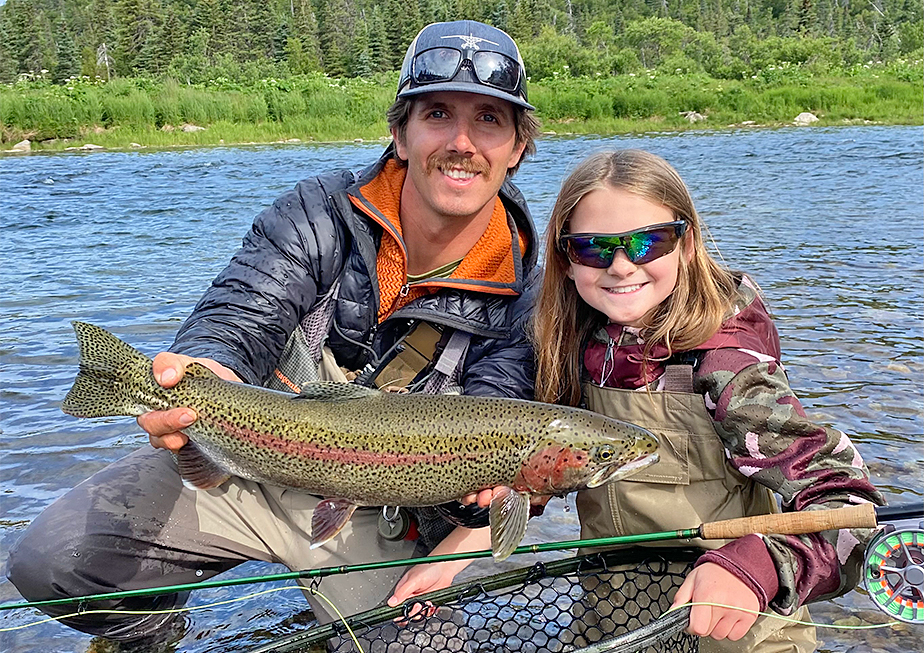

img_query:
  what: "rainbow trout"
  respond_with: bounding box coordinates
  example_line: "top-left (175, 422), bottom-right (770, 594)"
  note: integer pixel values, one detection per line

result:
top-left (62, 322), bottom-right (659, 560)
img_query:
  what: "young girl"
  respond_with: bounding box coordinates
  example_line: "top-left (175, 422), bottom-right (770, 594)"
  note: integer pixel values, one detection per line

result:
top-left (532, 150), bottom-right (883, 652)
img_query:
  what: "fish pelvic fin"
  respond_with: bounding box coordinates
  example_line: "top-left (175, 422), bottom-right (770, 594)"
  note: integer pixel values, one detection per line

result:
top-left (489, 487), bottom-right (531, 561)
top-left (62, 322), bottom-right (155, 418)
top-left (310, 499), bottom-right (358, 549)
top-left (176, 441), bottom-right (232, 490)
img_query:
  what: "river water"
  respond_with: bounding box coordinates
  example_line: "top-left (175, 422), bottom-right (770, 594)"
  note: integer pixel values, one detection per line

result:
top-left (1, 126), bottom-right (922, 653)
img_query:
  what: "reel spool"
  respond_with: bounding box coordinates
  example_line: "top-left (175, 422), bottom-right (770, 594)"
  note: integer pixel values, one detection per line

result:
top-left (862, 521), bottom-right (924, 624)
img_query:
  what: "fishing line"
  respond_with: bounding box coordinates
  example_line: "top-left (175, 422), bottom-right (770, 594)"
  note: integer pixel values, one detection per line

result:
top-left (664, 602), bottom-right (899, 630)
top-left (0, 585), bottom-right (368, 652)
top-left (0, 586), bottom-right (303, 632)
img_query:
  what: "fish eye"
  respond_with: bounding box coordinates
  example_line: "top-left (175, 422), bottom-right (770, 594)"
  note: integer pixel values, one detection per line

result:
top-left (591, 444), bottom-right (616, 463)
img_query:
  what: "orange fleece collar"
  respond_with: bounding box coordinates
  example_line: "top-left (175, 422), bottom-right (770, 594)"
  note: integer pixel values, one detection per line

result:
top-left (349, 159), bottom-right (524, 321)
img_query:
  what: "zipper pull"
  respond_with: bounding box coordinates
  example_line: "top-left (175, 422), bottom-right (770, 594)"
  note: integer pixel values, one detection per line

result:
top-left (599, 337), bottom-right (616, 387)
top-left (399, 283), bottom-right (410, 297)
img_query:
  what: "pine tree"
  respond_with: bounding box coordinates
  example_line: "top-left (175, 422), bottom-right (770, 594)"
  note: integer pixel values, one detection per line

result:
top-left (289, 0), bottom-right (321, 72)
top-left (3, 0), bottom-right (57, 75)
top-left (0, 9), bottom-right (18, 82)
top-left (350, 9), bottom-right (374, 76)
top-left (319, 0), bottom-right (357, 77)
top-left (53, 20), bottom-right (81, 82)
top-left (114, 0), bottom-right (158, 74)
top-left (366, 4), bottom-right (391, 73)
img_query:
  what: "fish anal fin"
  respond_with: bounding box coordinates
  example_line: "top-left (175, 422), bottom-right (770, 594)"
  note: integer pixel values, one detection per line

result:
top-left (176, 441), bottom-right (231, 490)
top-left (310, 499), bottom-right (358, 548)
top-left (489, 487), bottom-right (531, 561)
top-left (295, 382), bottom-right (380, 402)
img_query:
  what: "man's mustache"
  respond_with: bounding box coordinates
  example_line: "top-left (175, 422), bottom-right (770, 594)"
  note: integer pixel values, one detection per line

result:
top-left (426, 155), bottom-right (490, 175)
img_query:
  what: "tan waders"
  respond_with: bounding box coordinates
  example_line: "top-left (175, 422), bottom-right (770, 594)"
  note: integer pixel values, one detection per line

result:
top-left (575, 366), bottom-right (817, 653)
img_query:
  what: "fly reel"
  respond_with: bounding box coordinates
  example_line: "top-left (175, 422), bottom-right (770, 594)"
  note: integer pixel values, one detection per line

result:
top-left (862, 521), bottom-right (924, 624)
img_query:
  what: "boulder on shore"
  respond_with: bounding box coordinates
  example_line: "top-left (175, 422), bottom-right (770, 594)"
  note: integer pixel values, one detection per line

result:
top-left (65, 143), bottom-right (104, 151)
top-left (680, 111), bottom-right (706, 123)
top-left (12, 139), bottom-right (31, 152)
top-left (794, 112), bottom-right (819, 125)
top-left (182, 124), bottom-right (206, 132)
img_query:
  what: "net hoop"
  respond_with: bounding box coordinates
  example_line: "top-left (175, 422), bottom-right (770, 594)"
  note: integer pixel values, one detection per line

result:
top-left (248, 547), bottom-right (701, 653)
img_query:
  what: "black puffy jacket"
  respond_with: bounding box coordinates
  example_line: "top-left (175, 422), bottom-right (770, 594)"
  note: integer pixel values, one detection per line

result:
top-left (171, 146), bottom-right (539, 401)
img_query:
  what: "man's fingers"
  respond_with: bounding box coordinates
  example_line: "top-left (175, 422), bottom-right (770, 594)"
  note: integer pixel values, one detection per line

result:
top-left (137, 407), bottom-right (196, 437)
top-left (149, 432), bottom-right (189, 452)
top-left (459, 489), bottom-right (494, 508)
top-left (151, 352), bottom-right (192, 387)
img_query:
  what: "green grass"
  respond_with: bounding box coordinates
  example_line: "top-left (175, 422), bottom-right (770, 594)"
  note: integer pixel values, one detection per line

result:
top-left (2, 63), bottom-right (921, 152)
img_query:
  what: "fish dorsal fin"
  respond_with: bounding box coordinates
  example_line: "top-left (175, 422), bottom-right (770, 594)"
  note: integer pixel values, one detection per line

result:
top-left (294, 382), bottom-right (381, 402)
top-left (176, 441), bottom-right (231, 490)
top-left (184, 362), bottom-right (221, 380)
top-left (489, 487), bottom-right (531, 561)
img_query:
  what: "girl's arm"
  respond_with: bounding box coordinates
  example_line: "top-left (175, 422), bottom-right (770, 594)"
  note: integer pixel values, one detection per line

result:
top-left (387, 526), bottom-right (492, 607)
top-left (694, 349), bottom-right (884, 615)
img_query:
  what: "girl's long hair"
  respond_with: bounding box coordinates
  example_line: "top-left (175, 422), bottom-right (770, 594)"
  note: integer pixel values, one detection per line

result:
top-left (532, 150), bottom-right (738, 406)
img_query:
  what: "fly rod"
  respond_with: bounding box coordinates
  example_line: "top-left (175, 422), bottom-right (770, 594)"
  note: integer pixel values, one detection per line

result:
top-left (2, 502), bottom-right (920, 612)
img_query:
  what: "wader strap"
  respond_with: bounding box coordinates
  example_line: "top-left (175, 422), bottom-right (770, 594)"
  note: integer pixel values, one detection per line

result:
top-left (661, 365), bottom-right (694, 394)
top-left (420, 329), bottom-right (471, 395)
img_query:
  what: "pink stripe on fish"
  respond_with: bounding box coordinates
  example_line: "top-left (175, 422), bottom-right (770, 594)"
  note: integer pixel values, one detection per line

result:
top-left (211, 418), bottom-right (480, 467)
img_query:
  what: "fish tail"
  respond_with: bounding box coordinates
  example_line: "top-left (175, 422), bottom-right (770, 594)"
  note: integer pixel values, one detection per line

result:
top-left (62, 322), bottom-right (155, 418)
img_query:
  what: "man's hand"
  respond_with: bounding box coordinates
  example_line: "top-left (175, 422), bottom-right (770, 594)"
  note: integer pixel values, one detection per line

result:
top-left (671, 562), bottom-right (760, 641)
top-left (460, 488), bottom-right (552, 513)
top-left (137, 352), bottom-right (241, 453)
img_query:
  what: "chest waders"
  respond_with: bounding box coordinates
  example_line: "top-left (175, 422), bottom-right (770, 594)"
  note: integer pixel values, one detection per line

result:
top-left (576, 365), bottom-right (817, 653)
top-left (264, 280), bottom-right (474, 550)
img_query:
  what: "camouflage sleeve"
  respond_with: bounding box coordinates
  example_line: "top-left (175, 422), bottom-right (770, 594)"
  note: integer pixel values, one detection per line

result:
top-left (694, 348), bottom-right (885, 614)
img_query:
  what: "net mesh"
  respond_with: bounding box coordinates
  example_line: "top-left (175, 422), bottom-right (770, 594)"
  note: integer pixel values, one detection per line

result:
top-left (251, 548), bottom-right (700, 653)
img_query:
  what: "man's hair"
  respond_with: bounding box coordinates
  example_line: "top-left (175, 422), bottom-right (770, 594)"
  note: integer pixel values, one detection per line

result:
top-left (532, 149), bottom-right (739, 406)
top-left (386, 97), bottom-right (539, 177)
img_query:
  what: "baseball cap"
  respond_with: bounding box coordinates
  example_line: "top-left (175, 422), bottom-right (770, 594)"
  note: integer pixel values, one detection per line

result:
top-left (397, 20), bottom-right (534, 111)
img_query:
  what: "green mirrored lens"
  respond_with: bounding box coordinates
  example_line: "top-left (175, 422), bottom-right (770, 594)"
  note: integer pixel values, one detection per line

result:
top-left (562, 222), bottom-right (685, 268)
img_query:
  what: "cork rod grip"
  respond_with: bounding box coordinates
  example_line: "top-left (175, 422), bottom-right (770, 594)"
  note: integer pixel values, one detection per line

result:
top-left (700, 503), bottom-right (878, 540)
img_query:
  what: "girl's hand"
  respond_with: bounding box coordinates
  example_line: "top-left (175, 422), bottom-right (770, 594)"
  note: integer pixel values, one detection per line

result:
top-left (387, 526), bottom-right (491, 609)
top-left (671, 562), bottom-right (760, 641)
top-left (387, 562), bottom-right (457, 613)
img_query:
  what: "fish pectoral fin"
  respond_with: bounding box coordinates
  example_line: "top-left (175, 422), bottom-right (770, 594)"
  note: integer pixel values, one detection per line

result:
top-left (176, 442), bottom-right (232, 490)
top-left (294, 382), bottom-right (381, 402)
top-left (310, 499), bottom-right (358, 549)
top-left (489, 487), bottom-right (531, 561)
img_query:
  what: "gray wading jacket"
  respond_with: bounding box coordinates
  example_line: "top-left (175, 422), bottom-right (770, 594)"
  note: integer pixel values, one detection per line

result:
top-left (170, 146), bottom-right (539, 401)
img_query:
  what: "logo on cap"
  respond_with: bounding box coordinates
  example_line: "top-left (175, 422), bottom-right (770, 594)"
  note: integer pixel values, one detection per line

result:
top-left (441, 34), bottom-right (500, 51)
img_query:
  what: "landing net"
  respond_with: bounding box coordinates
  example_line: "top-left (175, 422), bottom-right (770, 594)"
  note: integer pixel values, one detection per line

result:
top-left (249, 548), bottom-right (700, 653)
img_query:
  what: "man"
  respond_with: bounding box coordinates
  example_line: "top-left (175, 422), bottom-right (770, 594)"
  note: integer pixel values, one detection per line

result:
top-left (7, 20), bottom-right (540, 644)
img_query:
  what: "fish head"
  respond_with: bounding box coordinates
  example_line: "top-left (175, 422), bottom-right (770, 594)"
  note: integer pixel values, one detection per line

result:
top-left (514, 410), bottom-right (659, 495)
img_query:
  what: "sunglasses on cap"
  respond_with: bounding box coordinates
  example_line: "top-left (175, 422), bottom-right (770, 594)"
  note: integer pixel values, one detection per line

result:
top-left (411, 47), bottom-right (523, 96)
top-left (560, 221), bottom-right (689, 268)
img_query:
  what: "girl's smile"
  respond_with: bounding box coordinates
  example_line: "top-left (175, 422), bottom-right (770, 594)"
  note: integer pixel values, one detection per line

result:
top-left (566, 187), bottom-right (688, 327)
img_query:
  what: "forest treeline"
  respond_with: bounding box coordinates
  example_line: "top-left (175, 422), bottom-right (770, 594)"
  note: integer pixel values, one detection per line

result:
top-left (1, 0), bottom-right (922, 85)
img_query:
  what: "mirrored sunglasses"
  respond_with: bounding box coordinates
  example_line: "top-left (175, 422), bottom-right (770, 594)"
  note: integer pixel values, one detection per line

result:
top-left (560, 221), bottom-right (688, 268)
top-left (412, 47), bottom-right (522, 94)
